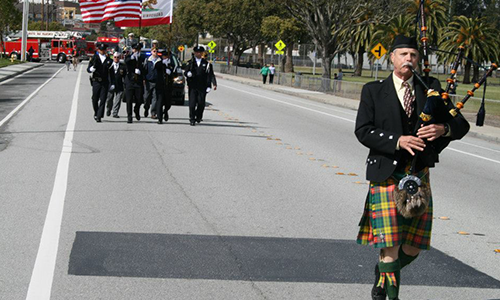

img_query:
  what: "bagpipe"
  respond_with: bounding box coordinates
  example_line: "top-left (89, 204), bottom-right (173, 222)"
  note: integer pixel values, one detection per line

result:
top-left (395, 0), bottom-right (498, 218)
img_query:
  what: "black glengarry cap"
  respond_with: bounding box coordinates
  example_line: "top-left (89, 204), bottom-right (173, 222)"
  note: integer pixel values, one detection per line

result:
top-left (391, 35), bottom-right (418, 51)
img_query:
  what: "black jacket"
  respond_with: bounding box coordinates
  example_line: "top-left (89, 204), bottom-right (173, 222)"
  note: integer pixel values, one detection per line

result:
top-left (355, 74), bottom-right (470, 182)
top-left (144, 57), bottom-right (167, 90)
top-left (87, 53), bottom-right (113, 84)
top-left (109, 61), bottom-right (127, 92)
top-left (184, 58), bottom-right (211, 91)
top-left (124, 53), bottom-right (145, 88)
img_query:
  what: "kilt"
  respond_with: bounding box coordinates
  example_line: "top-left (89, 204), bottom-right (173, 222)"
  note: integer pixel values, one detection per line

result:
top-left (357, 168), bottom-right (433, 250)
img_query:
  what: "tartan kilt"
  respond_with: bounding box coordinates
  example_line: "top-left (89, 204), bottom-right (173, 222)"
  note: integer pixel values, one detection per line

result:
top-left (357, 168), bottom-right (433, 250)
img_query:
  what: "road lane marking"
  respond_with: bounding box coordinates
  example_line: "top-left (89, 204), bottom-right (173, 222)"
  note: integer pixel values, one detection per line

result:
top-left (223, 83), bottom-right (500, 165)
top-left (25, 66), bottom-right (81, 300)
top-left (222, 85), bottom-right (356, 123)
top-left (456, 140), bottom-right (500, 154)
top-left (0, 67), bottom-right (64, 128)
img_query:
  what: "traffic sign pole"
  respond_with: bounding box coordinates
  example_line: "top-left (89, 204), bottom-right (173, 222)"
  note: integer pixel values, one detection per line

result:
top-left (375, 59), bottom-right (379, 81)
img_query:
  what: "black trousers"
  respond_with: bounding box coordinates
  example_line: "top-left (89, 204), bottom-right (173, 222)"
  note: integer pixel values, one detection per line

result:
top-left (161, 88), bottom-right (172, 116)
top-left (125, 87), bottom-right (143, 120)
top-left (188, 88), bottom-right (207, 122)
top-left (91, 81), bottom-right (108, 119)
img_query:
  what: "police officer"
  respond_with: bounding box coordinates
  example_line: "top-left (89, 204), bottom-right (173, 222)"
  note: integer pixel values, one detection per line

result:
top-left (162, 50), bottom-right (175, 122)
top-left (124, 43), bottom-right (145, 123)
top-left (185, 46), bottom-right (212, 126)
top-left (87, 43), bottom-right (113, 122)
top-left (106, 52), bottom-right (127, 118)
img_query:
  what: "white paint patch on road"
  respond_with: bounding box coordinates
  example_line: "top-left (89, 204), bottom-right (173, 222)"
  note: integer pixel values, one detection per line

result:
top-left (446, 147), bottom-right (500, 165)
top-left (25, 66), bottom-right (81, 300)
top-left (0, 67), bottom-right (64, 128)
top-left (222, 84), bottom-right (356, 123)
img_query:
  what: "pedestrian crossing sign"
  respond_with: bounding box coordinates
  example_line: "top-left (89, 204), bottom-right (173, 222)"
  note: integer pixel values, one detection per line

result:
top-left (275, 40), bottom-right (286, 51)
top-left (208, 40), bottom-right (217, 49)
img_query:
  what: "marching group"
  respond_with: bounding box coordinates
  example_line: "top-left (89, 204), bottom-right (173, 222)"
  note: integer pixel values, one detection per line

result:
top-left (86, 42), bottom-right (217, 125)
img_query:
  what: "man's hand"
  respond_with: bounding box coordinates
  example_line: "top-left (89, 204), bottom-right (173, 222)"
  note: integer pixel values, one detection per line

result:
top-left (187, 71), bottom-right (192, 77)
top-left (398, 135), bottom-right (426, 156)
top-left (166, 68), bottom-right (171, 75)
top-left (213, 85), bottom-right (217, 90)
top-left (206, 87), bottom-right (211, 93)
top-left (417, 124), bottom-right (446, 141)
top-left (135, 68), bottom-right (141, 75)
top-left (89, 66), bottom-right (96, 73)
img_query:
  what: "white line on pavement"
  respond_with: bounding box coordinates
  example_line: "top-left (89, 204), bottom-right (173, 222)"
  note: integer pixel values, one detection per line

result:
top-left (0, 67), bottom-right (64, 128)
top-left (222, 84), bottom-right (356, 123)
top-left (223, 83), bottom-right (500, 165)
top-left (456, 140), bottom-right (500, 154)
top-left (25, 65), bottom-right (81, 300)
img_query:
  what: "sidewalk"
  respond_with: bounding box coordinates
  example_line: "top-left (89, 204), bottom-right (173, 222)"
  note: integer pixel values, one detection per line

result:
top-left (216, 72), bottom-right (500, 144)
top-left (0, 62), bottom-right (43, 83)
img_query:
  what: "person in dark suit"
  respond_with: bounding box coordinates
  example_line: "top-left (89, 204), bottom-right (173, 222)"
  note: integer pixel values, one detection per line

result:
top-left (185, 46), bottom-right (212, 126)
top-left (143, 47), bottom-right (167, 124)
top-left (161, 50), bottom-right (175, 122)
top-left (355, 35), bottom-right (469, 300)
top-left (124, 43), bottom-right (145, 123)
top-left (106, 52), bottom-right (127, 118)
top-left (87, 43), bottom-right (114, 122)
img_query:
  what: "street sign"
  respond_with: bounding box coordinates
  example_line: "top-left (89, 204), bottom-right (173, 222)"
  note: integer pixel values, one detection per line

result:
top-left (276, 50), bottom-right (284, 55)
top-left (178, 45), bottom-right (185, 52)
top-left (275, 40), bottom-right (286, 51)
top-left (208, 40), bottom-right (217, 49)
top-left (209, 50), bottom-right (215, 53)
top-left (371, 43), bottom-right (387, 59)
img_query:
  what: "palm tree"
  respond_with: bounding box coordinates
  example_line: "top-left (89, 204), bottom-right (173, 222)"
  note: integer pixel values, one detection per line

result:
top-left (371, 14), bottom-right (415, 66)
top-left (439, 16), bottom-right (499, 84)
top-left (406, 0), bottom-right (448, 47)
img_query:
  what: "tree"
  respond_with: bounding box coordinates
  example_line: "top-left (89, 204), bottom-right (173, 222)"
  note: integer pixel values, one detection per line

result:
top-left (206, 0), bottom-right (271, 66)
top-left (261, 16), bottom-right (308, 72)
top-left (439, 16), bottom-right (499, 84)
top-left (284, 0), bottom-right (405, 85)
top-left (0, 0), bottom-right (22, 58)
top-left (29, 21), bottom-right (67, 31)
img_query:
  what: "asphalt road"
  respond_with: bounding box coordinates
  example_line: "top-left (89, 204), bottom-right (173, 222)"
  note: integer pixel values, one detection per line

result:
top-left (0, 63), bottom-right (499, 299)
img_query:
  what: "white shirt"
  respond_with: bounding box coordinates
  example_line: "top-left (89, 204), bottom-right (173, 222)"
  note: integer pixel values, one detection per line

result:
top-left (269, 66), bottom-right (275, 75)
top-left (392, 72), bottom-right (414, 110)
top-left (98, 53), bottom-right (106, 64)
top-left (196, 57), bottom-right (202, 67)
top-left (113, 62), bottom-right (119, 72)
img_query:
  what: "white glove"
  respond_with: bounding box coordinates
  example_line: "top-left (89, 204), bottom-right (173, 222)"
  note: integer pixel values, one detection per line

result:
top-left (187, 71), bottom-right (192, 77)
top-left (109, 85), bottom-right (115, 91)
top-left (166, 68), bottom-right (172, 75)
top-left (206, 87), bottom-right (211, 93)
top-left (135, 68), bottom-right (141, 75)
top-left (89, 66), bottom-right (96, 72)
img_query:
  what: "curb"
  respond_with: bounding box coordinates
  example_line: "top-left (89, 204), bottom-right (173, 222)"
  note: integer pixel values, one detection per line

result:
top-left (0, 63), bottom-right (44, 83)
top-left (216, 73), bottom-right (500, 144)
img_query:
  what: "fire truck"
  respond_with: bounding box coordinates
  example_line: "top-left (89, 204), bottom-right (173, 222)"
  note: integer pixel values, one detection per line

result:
top-left (1, 31), bottom-right (88, 63)
top-left (96, 37), bottom-right (121, 53)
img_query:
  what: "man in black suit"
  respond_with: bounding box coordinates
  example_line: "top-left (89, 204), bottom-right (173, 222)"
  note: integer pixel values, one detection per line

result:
top-left (161, 50), bottom-right (175, 122)
top-left (106, 52), bottom-right (127, 118)
top-left (355, 35), bottom-right (469, 300)
top-left (87, 43), bottom-right (113, 122)
top-left (124, 43), bottom-right (145, 123)
top-left (185, 46), bottom-right (213, 126)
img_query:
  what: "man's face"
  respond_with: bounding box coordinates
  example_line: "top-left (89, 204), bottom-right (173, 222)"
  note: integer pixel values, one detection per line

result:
top-left (113, 55), bottom-right (120, 62)
top-left (194, 51), bottom-right (202, 59)
top-left (98, 49), bottom-right (106, 55)
top-left (390, 48), bottom-right (419, 80)
top-left (151, 49), bottom-right (158, 58)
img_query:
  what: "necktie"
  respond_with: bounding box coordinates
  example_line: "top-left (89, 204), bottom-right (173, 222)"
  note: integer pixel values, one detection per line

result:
top-left (403, 81), bottom-right (415, 117)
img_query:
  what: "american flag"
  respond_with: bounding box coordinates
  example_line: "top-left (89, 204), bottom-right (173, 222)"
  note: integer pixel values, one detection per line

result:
top-left (79, 0), bottom-right (142, 23)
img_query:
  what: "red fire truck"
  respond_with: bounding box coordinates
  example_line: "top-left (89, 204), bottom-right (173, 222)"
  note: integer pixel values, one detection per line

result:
top-left (96, 37), bottom-right (121, 52)
top-left (1, 31), bottom-right (88, 63)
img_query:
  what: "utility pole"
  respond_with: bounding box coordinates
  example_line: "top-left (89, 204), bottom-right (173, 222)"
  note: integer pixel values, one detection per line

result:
top-left (21, 0), bottom-right (29, 61)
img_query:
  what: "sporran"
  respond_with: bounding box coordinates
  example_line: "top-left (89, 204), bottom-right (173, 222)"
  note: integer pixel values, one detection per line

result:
top-left (393, 175), bottom-right (430, 218)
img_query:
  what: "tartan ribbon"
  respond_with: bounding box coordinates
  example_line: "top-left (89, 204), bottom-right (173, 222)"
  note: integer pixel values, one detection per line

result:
top-left (377, 272), bottom-right (398, 288)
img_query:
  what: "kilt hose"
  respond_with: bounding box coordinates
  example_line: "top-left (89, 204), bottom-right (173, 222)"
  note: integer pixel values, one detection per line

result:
top-left (357, 167), bottom-right (433, 250)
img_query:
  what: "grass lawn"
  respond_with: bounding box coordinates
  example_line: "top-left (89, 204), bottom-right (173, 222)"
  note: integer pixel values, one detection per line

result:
top-left (0, 58), bottom-right (24, 68)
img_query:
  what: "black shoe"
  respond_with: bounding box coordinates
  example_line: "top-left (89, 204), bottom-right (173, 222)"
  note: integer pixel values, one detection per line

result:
top-left (196, 119), bottom-right (201, 123)
top-left (94, 116), bottom-right (97, 121)
top-left (144, 110), bottom-right (149, 118)
top-left (96, 117), bottom-right (102, 123)
top-left (164, 112), bottom-right (169, 122)
top-left (127, 116), bottom-right (133, 123)
top-left (106, 111), bottom-right (111, 117)
top-left (113, 115), bottom-right (119, 118)
top-left (190, 121), bottom-right (195, 126)
top-left (372, 264), bottom-right (387, 300)
top-left (135, 113), bottom-right (140, 121)
top-left (157, 120), bottom-right (163, 124)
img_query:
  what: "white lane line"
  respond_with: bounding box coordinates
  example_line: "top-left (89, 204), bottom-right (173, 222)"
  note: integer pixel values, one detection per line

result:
top-left (223, 83), bottom-right (500, 165)
top-left (0, 67), bottom-right (64, 128)
top-left (0, 66), bottom-right (40, 86)
top-left (456, 140), bottom-right (500, 154)
top-left (25, 66), bottom-right (81, 300)
top-left (222, 84), bottom-right (355, 123)
top-left (447, 147), bottom-right (500, 165)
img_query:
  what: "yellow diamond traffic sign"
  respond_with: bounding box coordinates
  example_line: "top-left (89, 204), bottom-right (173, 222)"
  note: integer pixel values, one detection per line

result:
top-left (276, 50), bottom-right (284, 55)
top-left (178, 45), bottom-right (185, 52)
top-left (208, 40), bottom-right (217, 49)
top-left (371, 43), bottom-right (387, 60)
top-left (275, 40), bottom-right (286, 51)
top-left (209, 50), bottom-right (215, 53)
